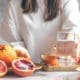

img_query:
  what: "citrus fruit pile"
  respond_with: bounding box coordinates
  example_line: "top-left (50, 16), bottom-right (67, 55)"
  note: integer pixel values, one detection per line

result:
top-left (0, 44), bottom-right (35, 77)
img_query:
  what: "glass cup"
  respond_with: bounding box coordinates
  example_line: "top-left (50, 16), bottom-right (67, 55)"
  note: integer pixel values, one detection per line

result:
top-left (55, 31), bottom-right (77, 66)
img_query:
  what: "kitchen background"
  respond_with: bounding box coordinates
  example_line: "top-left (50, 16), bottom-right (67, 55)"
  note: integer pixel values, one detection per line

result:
top-left (0, 0), bottom-right (80, 25)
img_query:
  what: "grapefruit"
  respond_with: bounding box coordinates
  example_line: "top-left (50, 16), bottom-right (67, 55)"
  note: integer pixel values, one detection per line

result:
top-left (0, 60), bottom-right (8, 77)
top-left (76, 57), bottom-right (80, 64)
top-left (12, 58), bottom-right (35, 77)
top-left (0, 44), bottom-right (17, 66)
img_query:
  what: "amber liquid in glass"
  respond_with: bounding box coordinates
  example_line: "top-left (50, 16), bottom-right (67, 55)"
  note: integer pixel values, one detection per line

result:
top-left (56, 40), bottom-right (77, 57)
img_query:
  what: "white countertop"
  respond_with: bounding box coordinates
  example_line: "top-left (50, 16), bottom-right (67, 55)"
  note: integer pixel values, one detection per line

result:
top-left (1, 70), bottom-right (80, 80)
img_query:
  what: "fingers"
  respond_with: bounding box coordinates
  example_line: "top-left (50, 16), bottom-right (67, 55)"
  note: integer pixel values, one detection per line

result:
top-left (14, 46), bottom-right (31, 59)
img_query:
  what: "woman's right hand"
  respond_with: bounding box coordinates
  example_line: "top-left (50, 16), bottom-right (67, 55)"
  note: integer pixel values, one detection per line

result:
top-left (13, 46), bottom-right (31, 59)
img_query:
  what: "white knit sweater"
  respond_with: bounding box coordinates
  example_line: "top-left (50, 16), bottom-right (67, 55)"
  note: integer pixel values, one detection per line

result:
top-left (0, 0), bottom-right (80, 62)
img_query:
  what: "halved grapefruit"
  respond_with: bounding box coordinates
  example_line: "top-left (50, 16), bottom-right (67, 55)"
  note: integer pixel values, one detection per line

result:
top-left (12, 58), bottom-right (35, 77)
top-left (0, 60), bottom-right (8, 77)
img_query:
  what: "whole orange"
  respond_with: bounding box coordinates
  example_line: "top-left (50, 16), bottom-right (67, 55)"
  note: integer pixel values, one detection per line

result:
top-left (0, 44), bottom-right (17, 66)
top-left (45, 56), bottom-right (59, 66)
top-left (41, 54), bottom-right (59, 66)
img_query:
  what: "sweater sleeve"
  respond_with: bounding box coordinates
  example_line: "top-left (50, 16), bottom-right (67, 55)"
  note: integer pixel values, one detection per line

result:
top-left (61, 0), bottom-right (80, 39)
top-left (61, 0), bottom-right (80, 53)
top-left (0, 0), bottom-right (25, 47)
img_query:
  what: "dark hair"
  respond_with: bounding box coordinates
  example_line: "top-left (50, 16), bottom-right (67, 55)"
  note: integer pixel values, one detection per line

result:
top-left (21, 0), bottom-right (59, 21)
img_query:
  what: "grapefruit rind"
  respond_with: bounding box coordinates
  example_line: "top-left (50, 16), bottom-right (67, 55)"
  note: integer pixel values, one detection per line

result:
top-left (12, 58), bottom-right (35, 77)
top-left (0, 60), bottom-right (8, 77)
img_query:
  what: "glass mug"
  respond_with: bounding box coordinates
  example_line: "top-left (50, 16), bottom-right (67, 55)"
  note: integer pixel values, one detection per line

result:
top-left (55, 31), bottom-right (77, 66)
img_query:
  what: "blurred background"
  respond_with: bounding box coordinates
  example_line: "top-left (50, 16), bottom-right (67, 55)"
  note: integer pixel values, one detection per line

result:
top-left (0, 0), bottom-right (10, 24)
top-left (78, 0), bottom-right (80, 8)
top-left (0, 0), bottom-right (80, 25)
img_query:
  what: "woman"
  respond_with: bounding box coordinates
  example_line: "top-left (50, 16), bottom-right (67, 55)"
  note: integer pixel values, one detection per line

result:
top-left (0, 0), bottom-right (80, 63)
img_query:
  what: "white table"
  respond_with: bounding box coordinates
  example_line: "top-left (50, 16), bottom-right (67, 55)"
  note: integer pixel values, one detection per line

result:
top-left (1, 70), bottom-right (80, 80)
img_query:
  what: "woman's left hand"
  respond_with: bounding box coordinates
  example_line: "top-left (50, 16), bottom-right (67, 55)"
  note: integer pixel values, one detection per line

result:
top-left (13, 46), bottom-right (31, 59)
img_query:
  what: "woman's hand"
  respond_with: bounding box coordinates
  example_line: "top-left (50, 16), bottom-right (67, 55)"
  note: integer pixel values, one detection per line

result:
top-left (13, 46), bottom-right (31, 59)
